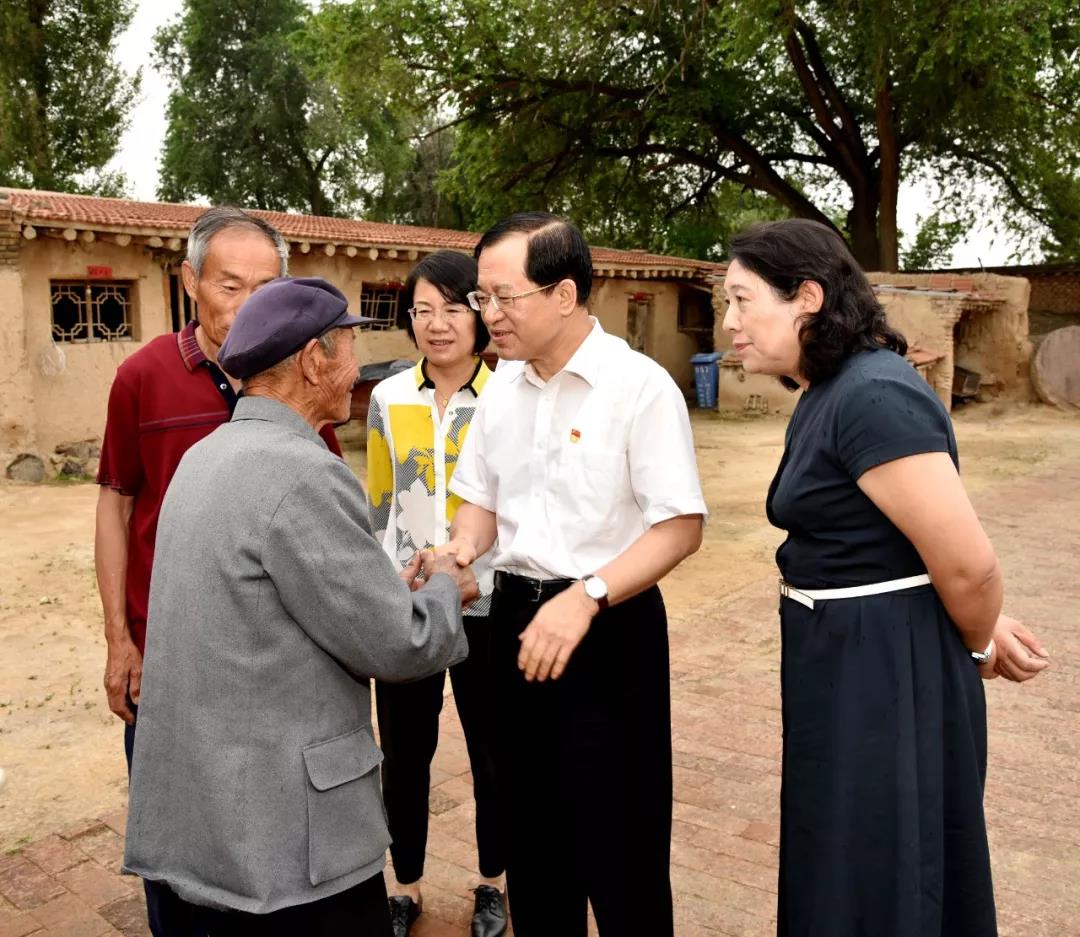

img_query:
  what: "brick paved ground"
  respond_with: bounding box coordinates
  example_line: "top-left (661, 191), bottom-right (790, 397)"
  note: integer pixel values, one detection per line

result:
top-left (2, 456), bottom-right (1077, 936)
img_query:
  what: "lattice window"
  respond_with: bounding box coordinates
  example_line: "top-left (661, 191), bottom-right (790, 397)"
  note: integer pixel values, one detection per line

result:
top-left (358, 282), bottom-right (402, 331)
top-left (50, 281), bottom-right (135, 343)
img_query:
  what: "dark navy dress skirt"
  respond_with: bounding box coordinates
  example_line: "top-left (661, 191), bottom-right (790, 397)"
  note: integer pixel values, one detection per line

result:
top-left (768, 350), bottom-right (996, 937)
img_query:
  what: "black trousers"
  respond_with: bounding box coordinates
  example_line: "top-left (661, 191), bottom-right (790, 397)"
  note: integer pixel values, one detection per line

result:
top-left (375, 615), bottom-right (504, 884)
top-left (491, 581), bottom-right (674, 937)
top-left (192, 874), bottom-right (391, 935)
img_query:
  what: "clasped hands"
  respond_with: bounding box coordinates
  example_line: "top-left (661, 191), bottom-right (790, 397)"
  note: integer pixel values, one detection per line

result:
top-left (416, 538), bottom-right (599, 683)
top-left (398, 544), bottom-right (479, 608)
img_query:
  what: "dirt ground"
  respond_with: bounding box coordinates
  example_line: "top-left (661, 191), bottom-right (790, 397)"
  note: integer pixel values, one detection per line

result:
top-left (2, 400), bottom-right (1079, 852)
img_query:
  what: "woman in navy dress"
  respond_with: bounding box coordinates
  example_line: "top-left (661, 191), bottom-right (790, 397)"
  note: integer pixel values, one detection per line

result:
top-left (721, 219), bottom-right (1048, 937)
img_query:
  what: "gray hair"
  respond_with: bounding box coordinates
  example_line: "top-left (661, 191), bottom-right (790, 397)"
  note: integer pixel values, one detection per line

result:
top-left (242, 328), bottom-right (341, 386)
top-left (186, 206), bottom-right (289, 278)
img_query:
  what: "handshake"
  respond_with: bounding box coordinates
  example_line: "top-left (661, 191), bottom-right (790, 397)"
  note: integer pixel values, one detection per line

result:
top-left (398, 538), bottom-right (479, 608)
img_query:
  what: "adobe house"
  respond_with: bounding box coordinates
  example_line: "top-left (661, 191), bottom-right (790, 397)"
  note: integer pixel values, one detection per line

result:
top-left (0, 188), bottom-right (720, 476)
top-left (708, 270), bottom-right (1032, 415)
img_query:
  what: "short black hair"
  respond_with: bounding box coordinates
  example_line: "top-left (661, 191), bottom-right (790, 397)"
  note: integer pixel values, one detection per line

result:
top-left (399, 250), bottom-right (490, 354)
top-left (729, 219), bottom-right (907, 390)
top-left (474, 211), bottom-right (592, 306)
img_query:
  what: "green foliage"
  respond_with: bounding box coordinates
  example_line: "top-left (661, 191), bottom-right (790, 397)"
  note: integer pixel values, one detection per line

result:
top-left (156, 0), bottom-right (420, 216)
top-left (316, 0), bottom-right (1079, 268)
top-left (0, 0), bottom-right (139, 193)
top-left (901, 211), bottom-right (972, 271)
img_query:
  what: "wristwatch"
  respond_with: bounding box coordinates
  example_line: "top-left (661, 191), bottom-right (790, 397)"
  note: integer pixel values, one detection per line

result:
top-left (581, 574), bottom-right (610, 610)
top-left (970, 640), bottom-right (994, 663)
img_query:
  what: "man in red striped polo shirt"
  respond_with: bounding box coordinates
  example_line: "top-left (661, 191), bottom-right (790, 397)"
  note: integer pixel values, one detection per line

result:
top-left (94, 207), bottom-right (342, 936)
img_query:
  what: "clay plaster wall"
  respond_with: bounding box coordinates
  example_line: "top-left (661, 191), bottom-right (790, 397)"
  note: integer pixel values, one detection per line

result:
top-left (591, 278), bottom-right (698, 393)
top-left (868, 272), bottom-right (1033, 406)
top-left (0, 267), bottom-right (35, 460)
top-left (16, 238), bottom-right (171, 460)
top-left (5, 233), bottom-right (708, 471)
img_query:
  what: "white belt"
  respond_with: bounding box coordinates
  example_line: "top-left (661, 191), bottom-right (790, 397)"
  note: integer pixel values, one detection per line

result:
top-left (779, 574), bottom-right (932, 610)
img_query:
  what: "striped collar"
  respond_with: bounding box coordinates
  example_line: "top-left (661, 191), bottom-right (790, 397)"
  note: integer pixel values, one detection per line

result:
top-left (414, 356), bottom-right (491, 398)
top-left (176, 319), bottom-right (207, 373)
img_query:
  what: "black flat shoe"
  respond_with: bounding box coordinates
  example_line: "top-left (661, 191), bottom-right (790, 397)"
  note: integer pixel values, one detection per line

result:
top-left (471, 884), bottom-right (508, 937)
top-left (388, 894), bottom-right (421, 937)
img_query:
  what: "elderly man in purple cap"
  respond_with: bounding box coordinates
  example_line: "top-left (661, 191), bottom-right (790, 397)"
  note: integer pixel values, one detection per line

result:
top-left (123, 277), bottom-right (477, 935)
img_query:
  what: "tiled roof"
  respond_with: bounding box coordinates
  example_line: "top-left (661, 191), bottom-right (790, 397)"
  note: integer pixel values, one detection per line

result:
top-left (0, 187), bottom-right (722, 276)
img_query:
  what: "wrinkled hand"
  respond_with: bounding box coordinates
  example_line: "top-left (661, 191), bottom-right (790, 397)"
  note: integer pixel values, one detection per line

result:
top-left (421, 549), bottom-right (479, 608)
top-left (103, 632), bottom-right (142, 725)
top-left (434, 537), bottom-right (477, 568)
top-left (984, 613), bottom-right (1050, 683)
top-left (399, 551), bottom-right (424, 592)
top-left (518, 583), bottom-right (597, 682)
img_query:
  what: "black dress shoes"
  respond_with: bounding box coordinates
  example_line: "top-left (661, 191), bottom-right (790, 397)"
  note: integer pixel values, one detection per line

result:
top-left (388, 894), bottom-right (421, 937)
top-left (471, 885), bottom-right (508, 937)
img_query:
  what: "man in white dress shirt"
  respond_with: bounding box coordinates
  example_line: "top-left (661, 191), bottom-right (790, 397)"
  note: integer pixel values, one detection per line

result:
top-left (445, 213), bottom-right (707, 937)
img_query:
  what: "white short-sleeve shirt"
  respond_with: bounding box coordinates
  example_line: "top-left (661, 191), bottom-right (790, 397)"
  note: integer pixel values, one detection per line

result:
top-left (450, 319), bottom-right (707, 579)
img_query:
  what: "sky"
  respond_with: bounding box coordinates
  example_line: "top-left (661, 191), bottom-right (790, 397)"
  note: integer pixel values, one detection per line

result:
top-left (106, 0), bottom-right (1037, 269)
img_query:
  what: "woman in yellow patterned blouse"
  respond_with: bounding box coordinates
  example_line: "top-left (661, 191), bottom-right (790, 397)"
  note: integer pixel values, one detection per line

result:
top-left (366, 251), bottom-right (506, 937)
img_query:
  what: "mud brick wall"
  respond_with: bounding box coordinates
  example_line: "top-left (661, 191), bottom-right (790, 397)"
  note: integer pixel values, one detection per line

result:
top-left (1027, 269), bottom-right (1080, 315)
top-left (868, 272), bottom-right (1032, 405)
top-left (0, 197), bottom-right (20, 268)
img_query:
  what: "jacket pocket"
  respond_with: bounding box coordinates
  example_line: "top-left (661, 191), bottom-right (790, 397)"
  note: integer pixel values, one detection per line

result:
top-left (302, 726), bottom-right (390, 886)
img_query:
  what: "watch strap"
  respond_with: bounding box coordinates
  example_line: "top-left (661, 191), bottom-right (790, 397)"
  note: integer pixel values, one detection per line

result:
top-left (581, 574), bottom-right (610, 610)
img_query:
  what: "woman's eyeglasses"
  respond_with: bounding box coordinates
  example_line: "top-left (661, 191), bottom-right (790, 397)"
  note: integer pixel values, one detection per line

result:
top-left (408, 305), bottom-right (472, 323)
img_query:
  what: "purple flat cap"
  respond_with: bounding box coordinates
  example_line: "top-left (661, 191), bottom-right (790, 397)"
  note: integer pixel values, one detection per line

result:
top-left (218, 277), bottom-right (370, 380)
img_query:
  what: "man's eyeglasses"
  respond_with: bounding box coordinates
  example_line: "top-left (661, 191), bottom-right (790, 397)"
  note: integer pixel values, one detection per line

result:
top-left (408, 304), bottom-right (471, 324)
top-left (466, 283), bottom-right (557, 313)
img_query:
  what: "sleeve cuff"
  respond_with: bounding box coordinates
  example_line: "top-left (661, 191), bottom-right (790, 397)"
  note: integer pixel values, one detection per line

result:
top-left (448, 478), bottom-right (495, 512)
top-left (642, 497), bottom-right (709, 529)
top-left (846, 434), bottom-right (950, 480)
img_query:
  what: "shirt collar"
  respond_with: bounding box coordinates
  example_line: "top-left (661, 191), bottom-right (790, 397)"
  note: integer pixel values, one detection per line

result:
top-left (520, 317), bottom-right (605, 387)
top-left (415, 356), bottom-right (491, 398)
top-left (177, 319), bottom-right (206, 373)
top-left (230, 395), bottom-right (323, 445)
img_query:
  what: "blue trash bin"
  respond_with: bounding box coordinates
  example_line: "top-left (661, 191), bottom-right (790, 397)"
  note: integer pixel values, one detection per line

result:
top-left (690, 352), bottom-right (723, 408)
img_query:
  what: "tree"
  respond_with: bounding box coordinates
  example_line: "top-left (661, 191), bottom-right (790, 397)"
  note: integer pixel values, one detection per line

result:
top-left (157, 0), bottom-right (415, 216)
top-left (357, 0), bottom-right (1079, 269)
top-left (0, 0), bottom-right (138, 194)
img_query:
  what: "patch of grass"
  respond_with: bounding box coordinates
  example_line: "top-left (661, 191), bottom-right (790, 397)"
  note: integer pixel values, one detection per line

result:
top-left (48, 473), bottom-right (95, 485)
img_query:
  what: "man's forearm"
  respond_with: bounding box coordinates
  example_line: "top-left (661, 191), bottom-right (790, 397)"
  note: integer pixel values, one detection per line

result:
top-left (595, 514), bottom-right (703, 606)
top-left (95, 488), bottom-right (134, 643)
top-left (449, 502), bottom-right (498, 559)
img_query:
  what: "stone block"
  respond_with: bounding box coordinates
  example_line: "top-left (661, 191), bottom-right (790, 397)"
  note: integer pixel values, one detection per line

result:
top-left (0, 859), bottom-right (66, 911)
top-left (4, 454), bottom-right (44, 483)
top-left (22, 836), bottom-right (84, 875)
top-left (54, 865), bottom-right (132, 910)
top-left (97, 893), bottom-right (150, 937)
top-left (50, 439), bottom-right (101, 477)
top-left (0, 908), bottom-right (41, 937)
top-left (70, 829), bottom-right (124, 875)
top-left (26, 893), bottom-right (111, 937)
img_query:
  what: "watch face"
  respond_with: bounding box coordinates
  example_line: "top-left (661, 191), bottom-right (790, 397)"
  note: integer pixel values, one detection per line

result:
top-left (584, 576), bottom-right (607, 600)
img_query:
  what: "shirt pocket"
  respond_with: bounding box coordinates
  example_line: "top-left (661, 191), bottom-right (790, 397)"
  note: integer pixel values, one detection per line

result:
top-left (554, 442), bottom-right (631, 526)
top-left (302, 725), bottom-right (389, 886)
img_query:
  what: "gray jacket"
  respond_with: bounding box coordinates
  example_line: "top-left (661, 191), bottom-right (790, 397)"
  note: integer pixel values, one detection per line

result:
top-left (123, 396), bottom-right (467, 913)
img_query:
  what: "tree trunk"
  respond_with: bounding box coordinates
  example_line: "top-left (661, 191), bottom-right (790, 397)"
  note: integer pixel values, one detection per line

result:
top-left (847, 188), bottom-right (882, 271)
top-left (875, 62), bottom-right (900, 272)
top-left (27, 0), bottom-right (53, 189)
top-left (308, 179), bottom-right (327, 217)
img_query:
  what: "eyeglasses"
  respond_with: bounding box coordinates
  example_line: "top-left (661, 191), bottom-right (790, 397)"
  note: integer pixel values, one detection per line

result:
top-left (466, 283), bottom-right (557, 313)
top-left (408, 304), bottom-right (472, 324)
